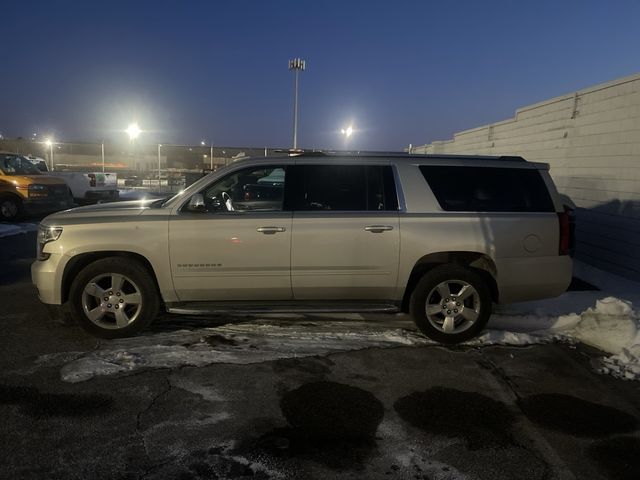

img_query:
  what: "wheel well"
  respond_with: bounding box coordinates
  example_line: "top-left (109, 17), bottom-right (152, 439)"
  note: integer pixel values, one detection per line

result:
top-left (0, 192), bottom-right (23, 204)
top-left (400, 252), bottom-right (499, 312)
top-left (61, 251), bottom-right (162, 304)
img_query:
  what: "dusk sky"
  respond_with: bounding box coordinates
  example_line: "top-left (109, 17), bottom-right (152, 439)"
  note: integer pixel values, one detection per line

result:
top-left (2, 0), bottom-right (639, 150)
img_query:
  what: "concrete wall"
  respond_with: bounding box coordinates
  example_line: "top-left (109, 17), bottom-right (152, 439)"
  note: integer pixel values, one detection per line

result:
top-left (411, 73), bottom-right (640, 281)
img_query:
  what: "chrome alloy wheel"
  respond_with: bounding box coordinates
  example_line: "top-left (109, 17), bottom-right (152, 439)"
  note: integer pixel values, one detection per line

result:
top-left (81, 273), bottom-right (142, 329)
top-left (425, 280), bottom-right (481, 334)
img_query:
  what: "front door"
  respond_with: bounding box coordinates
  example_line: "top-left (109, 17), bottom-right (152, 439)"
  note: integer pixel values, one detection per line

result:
top-left (169, 165), bottom-right (292, 302)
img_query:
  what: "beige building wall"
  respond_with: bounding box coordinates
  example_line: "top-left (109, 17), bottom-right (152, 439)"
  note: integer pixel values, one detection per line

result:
top-left (411, 73), bottom-right (640, 281)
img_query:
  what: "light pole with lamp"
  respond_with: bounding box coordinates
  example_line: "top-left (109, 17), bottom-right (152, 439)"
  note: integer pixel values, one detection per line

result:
top-left (201, 140), bottom-right (214, 170)
top-left (288, 58), bottom-right (306, 150)
top-left (126, 122), bottom-right (141, 175)
top-left (44, 138), bottom-right (54, 171)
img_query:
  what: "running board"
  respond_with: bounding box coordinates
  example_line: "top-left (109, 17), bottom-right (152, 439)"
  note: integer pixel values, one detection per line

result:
top-left (166, 302), bottom-right (399, 315)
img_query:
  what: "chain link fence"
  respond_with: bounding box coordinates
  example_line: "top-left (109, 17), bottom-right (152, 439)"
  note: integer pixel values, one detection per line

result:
top-left (1, 139), bottom-right (284, 192)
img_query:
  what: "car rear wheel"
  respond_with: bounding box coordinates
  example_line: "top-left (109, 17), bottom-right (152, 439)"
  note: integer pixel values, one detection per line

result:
top-left (0, 195), bottom-right (22, 221)
top-left (410, 265), bottom-right (492, 344)
top-left (69, 257), bottom-right (159, 338)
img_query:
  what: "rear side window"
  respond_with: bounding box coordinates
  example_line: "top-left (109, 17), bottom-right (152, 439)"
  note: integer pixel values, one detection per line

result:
top-left (419, 166), bottom-right (554, 212)
top-left (291, 165), bottom-right (398, 211)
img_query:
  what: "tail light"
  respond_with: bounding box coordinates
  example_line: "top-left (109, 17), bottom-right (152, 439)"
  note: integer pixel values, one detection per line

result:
top-left (558, 211), bottom-right (571, 255)
top-left (88, 174), bottom-right (96, 187)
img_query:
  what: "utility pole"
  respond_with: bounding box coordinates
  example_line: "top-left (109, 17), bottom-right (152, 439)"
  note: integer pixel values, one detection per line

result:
top-left (288, 58), bottom-right (306, 149)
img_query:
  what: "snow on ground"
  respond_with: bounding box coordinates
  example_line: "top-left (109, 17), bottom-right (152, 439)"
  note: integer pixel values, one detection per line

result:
top-left (33, 289), bottom-right (639, 384)
top-left (0, 222), bottom-right (38, 238)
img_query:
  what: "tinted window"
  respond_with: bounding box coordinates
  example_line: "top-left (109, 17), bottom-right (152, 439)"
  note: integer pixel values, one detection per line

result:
top-left (292, 165), bottom-right (398, 212)
top-left (420, 166), bottom-right (554, 212)
top-left (201, 166), bottom-right (286, 212)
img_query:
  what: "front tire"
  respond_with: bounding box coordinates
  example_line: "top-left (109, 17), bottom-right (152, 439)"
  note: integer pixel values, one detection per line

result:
top-left (69, 257), bottom-right (159, 338)
top-left (0, 195), bottom-right (22, 221)
top-left (410, 265), bottom-right (492, 344)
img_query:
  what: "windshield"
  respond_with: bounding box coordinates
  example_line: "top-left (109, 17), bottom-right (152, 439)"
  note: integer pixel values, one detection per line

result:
top-left (0, 154), bottom-right (41, 175)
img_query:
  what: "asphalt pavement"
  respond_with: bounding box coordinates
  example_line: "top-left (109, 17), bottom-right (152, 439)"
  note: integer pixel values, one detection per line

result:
top-left (1, 230), bottom-right (639, 480)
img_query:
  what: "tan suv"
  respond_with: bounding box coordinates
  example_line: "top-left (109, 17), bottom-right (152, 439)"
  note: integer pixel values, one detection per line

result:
top-left (31, 153), bottom-right (572, 343)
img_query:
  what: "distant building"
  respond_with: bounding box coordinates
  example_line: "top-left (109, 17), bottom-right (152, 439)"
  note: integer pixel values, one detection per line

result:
top-left (411, 73), bottom-right (640, 282)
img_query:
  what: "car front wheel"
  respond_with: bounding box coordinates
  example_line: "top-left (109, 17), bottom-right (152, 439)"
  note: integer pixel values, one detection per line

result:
top-left (69, 257), bottom-right (159, 338)
top-left (0, 195), bottom-right (22, 221)
top-left (410, 265), bottom-right (492, 344)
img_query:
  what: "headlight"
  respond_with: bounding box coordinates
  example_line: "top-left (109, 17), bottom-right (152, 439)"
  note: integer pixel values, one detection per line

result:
top-left (29, 184), bottom-right (49, 198)
top-left (37, 225), bottom-right (63, 260)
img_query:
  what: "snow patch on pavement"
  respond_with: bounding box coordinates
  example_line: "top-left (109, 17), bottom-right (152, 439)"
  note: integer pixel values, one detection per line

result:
top-left (35, 290), bottom-right (640, 383)
top-left (58, 322), bottom-right (432, 383)
top-left (482, 295), bottom-right (640, 380)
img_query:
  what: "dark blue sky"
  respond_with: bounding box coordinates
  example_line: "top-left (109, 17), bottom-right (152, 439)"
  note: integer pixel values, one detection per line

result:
top-left (2, 0), bottom-right (639, 150)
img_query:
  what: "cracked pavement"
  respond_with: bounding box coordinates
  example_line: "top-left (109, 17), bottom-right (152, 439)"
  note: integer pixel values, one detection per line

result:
top-left (1, 236), bottom-right (640, 479)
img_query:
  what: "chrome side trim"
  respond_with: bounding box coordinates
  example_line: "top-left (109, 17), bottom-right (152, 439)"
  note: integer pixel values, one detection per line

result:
top-left (167, 303), bottom-right (400, 315)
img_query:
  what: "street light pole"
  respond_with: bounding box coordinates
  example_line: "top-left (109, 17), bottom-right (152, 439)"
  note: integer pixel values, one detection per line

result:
top-left (158, 144), bottom-right (162, 188)
top-left (45, 139), bottom-right (54, 171)
top-left (101, 142), bottom-right (105, 172)
top-left (288, 58), bottom-right (306, 150)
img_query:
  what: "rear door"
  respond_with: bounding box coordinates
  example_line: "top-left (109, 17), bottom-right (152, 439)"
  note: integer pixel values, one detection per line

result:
top-left (289, 162), bottom-right (400, 301)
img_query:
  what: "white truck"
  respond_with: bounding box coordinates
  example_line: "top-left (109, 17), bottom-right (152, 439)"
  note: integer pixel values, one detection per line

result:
top-left (25, 156), bottom-right (119, 203)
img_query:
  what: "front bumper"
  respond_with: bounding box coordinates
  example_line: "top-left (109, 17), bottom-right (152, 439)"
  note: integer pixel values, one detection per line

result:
top-left (31, 253), bottom-right (66, 304)
top-left (23, 197), bottom-right (74, 215)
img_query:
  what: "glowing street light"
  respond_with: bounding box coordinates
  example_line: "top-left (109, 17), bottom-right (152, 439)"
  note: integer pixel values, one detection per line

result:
top-left (341, 125), bottom-right (354, 138)
top-left (126, 123), bottom-right (141, 140)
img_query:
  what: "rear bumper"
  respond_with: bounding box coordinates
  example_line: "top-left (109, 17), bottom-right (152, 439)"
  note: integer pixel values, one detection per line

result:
top-left (496, 255), bottom-right (572, 304)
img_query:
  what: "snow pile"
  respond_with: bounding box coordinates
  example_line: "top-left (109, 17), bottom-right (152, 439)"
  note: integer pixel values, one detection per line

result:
top-left (0, 222), bottom-right (38, 238)
top-left (482, 295), bottom-right (640, 380)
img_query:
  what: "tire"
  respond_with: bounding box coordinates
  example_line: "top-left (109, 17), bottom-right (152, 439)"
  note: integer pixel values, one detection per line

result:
top-left (69, 257), bottom-right (160, 338)
top-left (0, 195), bottom-right (23, 221)
top-left (409, 265), bottom-right (492, 344)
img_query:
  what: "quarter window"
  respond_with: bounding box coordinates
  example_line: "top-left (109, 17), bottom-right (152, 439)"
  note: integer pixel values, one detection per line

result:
top-left (419, 166), bottom-right (554, 212)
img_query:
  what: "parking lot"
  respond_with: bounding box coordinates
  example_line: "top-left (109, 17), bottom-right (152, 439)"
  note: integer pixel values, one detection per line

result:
top-left (0, 225), bottom-right (638, 480)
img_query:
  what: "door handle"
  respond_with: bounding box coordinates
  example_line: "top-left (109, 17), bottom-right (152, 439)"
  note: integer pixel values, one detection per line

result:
top-left (257, 226), bottom-right (286, 234)
top-left (364, 225), bottom-right (394, 233)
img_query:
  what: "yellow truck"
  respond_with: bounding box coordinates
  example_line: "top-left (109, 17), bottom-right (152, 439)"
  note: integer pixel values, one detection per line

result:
top-left (0, 152), bottom-right (73, 221)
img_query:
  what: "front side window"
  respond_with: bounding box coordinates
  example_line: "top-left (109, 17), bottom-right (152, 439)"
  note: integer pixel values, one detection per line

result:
top-left (0, 155), bottom-right (41, 175)
top-left (291, 165), bottom-right (398, 212)
top-left (200, 166), bottom-right (286, 212)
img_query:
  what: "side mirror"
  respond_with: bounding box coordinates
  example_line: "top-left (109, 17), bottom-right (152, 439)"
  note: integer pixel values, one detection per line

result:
top-left (187, 193), bottom-right (206, 212)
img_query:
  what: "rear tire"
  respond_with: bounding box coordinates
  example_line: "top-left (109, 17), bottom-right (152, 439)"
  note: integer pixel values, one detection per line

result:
top-left (69, 257), bottom-right (159, 338)
top-left (410, 265), bottom-right (492, 344)
top-left (0, 195), bottom-right (22, 221)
